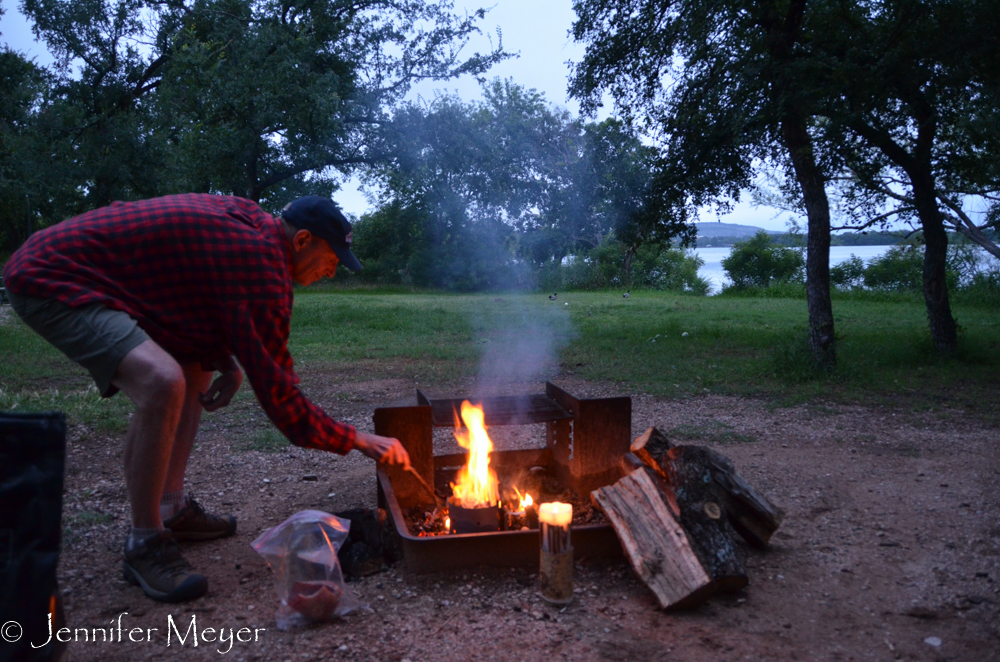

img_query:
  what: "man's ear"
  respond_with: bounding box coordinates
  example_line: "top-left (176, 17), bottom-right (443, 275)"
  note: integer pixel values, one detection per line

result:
top-left (292, 229), bottom-right (313, 251)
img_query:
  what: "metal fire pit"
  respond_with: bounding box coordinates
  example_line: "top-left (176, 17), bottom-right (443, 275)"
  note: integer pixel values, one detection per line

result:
top-left (374, 382), bottom-right (631, 574)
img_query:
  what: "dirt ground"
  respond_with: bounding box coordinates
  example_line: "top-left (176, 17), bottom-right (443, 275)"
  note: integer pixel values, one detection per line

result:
top-left (50, 369), bottom-right (1000, 662)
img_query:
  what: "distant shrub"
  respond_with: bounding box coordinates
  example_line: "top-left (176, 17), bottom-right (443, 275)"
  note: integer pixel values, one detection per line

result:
top-left (721, 231), bottom-right (804, 289)
top-left (630, 243), bottom-right (710, 294)
top-left (954, 270), bottom-right (1000, 307)
top-left (830, 255), bottom-right (866, 289)
top-left (539, 237), bottom-right (709, 293)
top-left (862, 244), bottom-right (924, 291)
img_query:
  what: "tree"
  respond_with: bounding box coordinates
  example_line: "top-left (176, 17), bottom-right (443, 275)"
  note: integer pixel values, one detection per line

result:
top-left (359, 81), bottom-right (688, 289)
top-left (20, 0), bottom-right (508, 214)
top-left (0, 43), bottom-right (47, 252)
top-left (570, 0), bottom-right (839, 370)
top-left (809, 0), bottom-right (1000, 353)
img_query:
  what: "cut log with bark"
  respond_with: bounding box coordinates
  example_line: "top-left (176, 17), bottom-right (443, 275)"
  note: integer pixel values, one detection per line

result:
top-left (591, 468), bottom-right (714, 610)
top-left (700, 447), bottom-right (785, 548)
top-left (657, 447), bottom-right (748, 593)
top-left (630, 428), bottom-right (785, 548)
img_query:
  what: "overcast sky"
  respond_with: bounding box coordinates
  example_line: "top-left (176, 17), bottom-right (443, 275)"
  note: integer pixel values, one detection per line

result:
top-left (1, 0), bottom-right (799, 231)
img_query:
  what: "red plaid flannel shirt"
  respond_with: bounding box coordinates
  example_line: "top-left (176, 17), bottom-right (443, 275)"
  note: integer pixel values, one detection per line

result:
top-left (3, 194), bottom-right (356, 454)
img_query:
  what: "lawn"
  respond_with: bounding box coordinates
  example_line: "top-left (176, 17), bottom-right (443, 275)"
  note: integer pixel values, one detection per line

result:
top-left (2, 288), bottom-right (998, 428)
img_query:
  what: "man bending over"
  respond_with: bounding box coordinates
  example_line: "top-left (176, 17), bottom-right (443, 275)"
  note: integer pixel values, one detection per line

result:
top-left (3, 194), bottom-right (409, 602)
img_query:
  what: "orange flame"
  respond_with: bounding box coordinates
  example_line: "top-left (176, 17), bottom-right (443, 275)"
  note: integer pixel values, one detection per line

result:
top-left (449, 401), bottom-right (499, 509)
top-left (514, 486), bottom-right (533, 511)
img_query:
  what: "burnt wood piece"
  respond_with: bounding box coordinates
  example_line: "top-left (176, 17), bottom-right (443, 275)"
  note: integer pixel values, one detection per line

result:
top-left (373, 405), bottom-right (434, 510)
top-left (591, 468), bottom-right (714, 610)
top-left (659, 446), bottom-right (748, 592)
top-left (417, 389), bottom-right (573, 427)
top-left (630, 426), bottom-right (673, 479)
top-left (701, 447), bottom-right (785, 548)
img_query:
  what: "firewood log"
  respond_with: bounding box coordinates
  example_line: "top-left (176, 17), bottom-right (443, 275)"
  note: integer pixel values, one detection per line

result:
top-left (631, 428), bottom-right (785, 548)
top-left (658, 446), bottom-right (748, 592)
top-left (591, 468), bottom-right (714, 610)
top-left (700, 447), bottom-right (785, 548)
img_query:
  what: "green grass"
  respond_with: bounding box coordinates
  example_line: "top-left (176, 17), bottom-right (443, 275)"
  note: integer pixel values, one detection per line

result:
top-left (235, 427), bottom-right (287, 453)
top-left (2, 287), bottom-right (998, 429)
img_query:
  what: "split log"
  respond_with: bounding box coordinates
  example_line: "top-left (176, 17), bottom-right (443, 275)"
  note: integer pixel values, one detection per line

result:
top-left (591, 468), bottom-right (714, 610)
top-left (629, 426), bottom-right (672, 478)
top-left (630, 427), bottom-right (784, 548)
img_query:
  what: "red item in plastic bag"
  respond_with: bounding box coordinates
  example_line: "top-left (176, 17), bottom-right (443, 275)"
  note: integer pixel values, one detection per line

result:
top-left (250, 510), bottom-right (365, 629)
top-left (286, 580), bottom-right (344, 621)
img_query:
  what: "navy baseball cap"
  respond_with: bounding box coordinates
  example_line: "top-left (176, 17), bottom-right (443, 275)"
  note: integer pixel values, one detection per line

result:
top-left (280, 196), bottom-right (363, 271)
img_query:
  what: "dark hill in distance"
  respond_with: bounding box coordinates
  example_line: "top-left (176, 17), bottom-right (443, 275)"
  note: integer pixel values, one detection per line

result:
top-left (692, 221), bottom-right (903, 247)
top-left (694, 222), bottom-right (777, 238)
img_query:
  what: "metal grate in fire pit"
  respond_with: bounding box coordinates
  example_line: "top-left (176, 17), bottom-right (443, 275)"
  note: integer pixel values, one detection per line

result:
top-left (374, 382), bottom-right (631, 574)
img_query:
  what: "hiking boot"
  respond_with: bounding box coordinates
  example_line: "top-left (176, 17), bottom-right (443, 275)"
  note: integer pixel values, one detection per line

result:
top-left (164, 496), bottom-right (237, 541)
top-left (123, 531), bottom-right (208, 602)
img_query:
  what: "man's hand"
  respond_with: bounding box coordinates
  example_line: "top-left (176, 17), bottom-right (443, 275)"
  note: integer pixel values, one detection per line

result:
top-left (199, 355), bottom-right (244, 412)
top-left (353, 432), bottom-right (411, 470)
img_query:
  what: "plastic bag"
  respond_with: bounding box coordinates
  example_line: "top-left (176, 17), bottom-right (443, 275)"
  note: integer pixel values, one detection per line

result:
top-left (251, 510), bottom-right (366, 630)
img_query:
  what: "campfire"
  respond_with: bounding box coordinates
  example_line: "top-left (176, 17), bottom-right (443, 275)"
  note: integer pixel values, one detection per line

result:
top-left (373, 383), bottom-right (630, 572)
top-left (373, 383), bottom-right (785, 611)
top-left (444, 400), bottom-right (539, 534)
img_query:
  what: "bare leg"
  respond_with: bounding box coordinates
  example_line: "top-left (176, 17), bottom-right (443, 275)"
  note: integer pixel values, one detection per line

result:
top-left (162, 364), bottom-right (213, 496)
top-left (112, 340), bottom-right (186, 530)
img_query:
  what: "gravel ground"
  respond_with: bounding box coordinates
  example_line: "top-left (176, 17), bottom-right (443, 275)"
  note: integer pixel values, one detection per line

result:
top-left (50, 370), bottom-right (1000, 661)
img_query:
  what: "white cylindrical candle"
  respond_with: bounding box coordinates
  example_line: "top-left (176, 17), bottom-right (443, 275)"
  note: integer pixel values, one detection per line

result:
top-left (538, 502), bottom-right (572, 527)
top-left (539, 501), bottom-right (573, 604)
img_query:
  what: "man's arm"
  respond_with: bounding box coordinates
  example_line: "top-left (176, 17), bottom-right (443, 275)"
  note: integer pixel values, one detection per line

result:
top-left (220, 300), bottom-right (408, 466)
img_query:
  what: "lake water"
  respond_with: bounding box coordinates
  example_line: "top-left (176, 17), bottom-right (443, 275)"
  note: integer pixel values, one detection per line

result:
top-left (695, 245), bottom-right (894, 294)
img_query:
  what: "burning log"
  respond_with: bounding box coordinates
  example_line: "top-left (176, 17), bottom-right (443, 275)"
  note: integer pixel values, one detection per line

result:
top-left (630, 427), bottom-right (785, 548)
top-left (591, 468), bottom-right (714, 610)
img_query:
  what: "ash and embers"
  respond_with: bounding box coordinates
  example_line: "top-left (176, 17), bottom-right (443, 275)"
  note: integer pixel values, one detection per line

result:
top-left (404, 465), bottom-right (606, 537)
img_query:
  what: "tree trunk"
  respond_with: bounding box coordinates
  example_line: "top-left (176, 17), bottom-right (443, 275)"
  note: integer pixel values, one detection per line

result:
top-left (912, 179), bottom-right (957, 354)
top-left (781, 115), bottom-right (836, 371)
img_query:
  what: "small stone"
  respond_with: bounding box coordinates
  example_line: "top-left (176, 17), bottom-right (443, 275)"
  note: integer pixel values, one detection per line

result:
top-left (924, 636), bottom-right (942, 647)
top-left (338, 645), bottom-right (348, 652)
top-left (262, 478), bottom-right (271, 484)
top-left (247, 605), bottom-right (254, 611)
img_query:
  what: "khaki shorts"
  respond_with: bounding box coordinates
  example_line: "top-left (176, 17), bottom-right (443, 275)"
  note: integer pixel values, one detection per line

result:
top-left (7, 291), bottom-right (149, 397)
